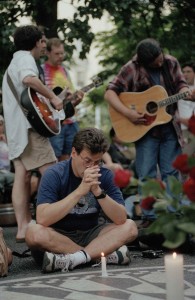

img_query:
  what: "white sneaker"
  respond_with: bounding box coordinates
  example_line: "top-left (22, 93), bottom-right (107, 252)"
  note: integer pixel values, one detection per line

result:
top-left (106, 245), bottom-right (131, 265)
top-left (42, 252), bottom-right (74, 273)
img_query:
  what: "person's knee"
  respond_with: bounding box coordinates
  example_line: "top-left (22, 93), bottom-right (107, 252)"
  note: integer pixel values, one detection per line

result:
top-left (25, 224), bottom-right (46, 248)
top-left (124, 219), bottom-right (138, 241)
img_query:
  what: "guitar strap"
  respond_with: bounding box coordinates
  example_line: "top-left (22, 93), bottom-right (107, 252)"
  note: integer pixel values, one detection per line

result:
top-left (6, 71), bottom-right (28, 117)
top-left (161, 59), bottom-right (177, 115)
top-left (161, 59), bottom-right (175, 94)
top-left (161, 60), bottom-right (184, 142)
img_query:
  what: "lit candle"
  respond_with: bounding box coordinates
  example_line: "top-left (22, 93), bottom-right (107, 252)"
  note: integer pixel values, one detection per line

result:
top-left (164, 252), bottom-right (184, 300)
top-left (101, 252), bottom-right (108, 277)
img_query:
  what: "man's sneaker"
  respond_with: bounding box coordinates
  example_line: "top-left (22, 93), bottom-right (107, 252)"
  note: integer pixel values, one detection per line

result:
top-left (42, 252), bottom-right (73, 273)
top-left (106, 245), bottom-right (131, 265)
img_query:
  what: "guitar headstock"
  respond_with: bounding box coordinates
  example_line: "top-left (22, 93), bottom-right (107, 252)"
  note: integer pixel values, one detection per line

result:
top-left (91, 76), bottom-right (103, 88)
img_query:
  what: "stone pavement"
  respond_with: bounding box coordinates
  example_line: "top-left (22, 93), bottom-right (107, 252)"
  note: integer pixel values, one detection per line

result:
top-left (1, 265), bottom-right (195, 300)
top-left (0, 226), bottom-right (195, 300)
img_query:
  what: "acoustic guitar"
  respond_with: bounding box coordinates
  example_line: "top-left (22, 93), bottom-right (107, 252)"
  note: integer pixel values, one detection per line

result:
top-left (109, 85), bottom-right (190, 143)
top-left (21, 76), bottom-right (102, 138)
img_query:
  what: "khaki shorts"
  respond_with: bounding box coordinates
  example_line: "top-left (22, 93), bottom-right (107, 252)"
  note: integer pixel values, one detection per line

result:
top-left (14, 129), bottom-right (56, 171)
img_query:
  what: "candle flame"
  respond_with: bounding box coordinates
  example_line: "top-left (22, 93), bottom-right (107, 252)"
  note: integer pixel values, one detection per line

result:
top-left (101, 252), bottom-right (104, 257)
top-left (173, 252), bottom-right (177, 259)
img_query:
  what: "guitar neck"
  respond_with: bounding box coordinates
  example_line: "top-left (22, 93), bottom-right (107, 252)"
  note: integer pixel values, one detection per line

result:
top-left (80, 83), bottom-right (95, 93)
top-left (64, 77), bottom-right (102, 106)
top-left (159, 90), bottom-right (190, 107)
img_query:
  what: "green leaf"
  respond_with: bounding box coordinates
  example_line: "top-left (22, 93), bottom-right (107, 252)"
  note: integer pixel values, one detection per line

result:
top-left (162, 231), bottom-right (187, 249)
top-left (188, 156), bottom-right (195, 167)
top-left (146, 214), bottom-right (174, 234)
top-left (153, 200), bottom-right (168, 212)
top-left (146, 213), bottom-right (188, 249)
top-left (141, 180), bottom-right (165, 198)
top-left (167, 176), bottom-right (183, 196)
top-left (177, 222), bottom-right (195, 235)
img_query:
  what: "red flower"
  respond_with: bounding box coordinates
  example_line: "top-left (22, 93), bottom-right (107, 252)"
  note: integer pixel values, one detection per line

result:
top-left (141, 196), bottom-right (156, 210)
top-left (188, 115), bottom-right (195, 135)
top-left (114, 169), bottom-right (132, 188)
top-left (172, 154), bottom-right (190, 174)
top-left (189, 167), bottom-right (195, 180)
top-left (183, 178), bottom-right (195, 202)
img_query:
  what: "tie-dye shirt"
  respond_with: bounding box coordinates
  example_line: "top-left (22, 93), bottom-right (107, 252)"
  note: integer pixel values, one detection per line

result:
top-left (42, 62), bottom-right (75, 123)
top-left (42, 62), bottom-right (73, 91)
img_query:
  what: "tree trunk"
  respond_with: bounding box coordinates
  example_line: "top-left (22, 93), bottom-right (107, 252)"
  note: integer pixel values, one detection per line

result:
top-left (33, 0), bottom-right (58, 37)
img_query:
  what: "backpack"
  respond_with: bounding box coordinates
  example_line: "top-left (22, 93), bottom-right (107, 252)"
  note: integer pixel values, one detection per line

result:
top-left (0, 227), bottom-right (8, 277)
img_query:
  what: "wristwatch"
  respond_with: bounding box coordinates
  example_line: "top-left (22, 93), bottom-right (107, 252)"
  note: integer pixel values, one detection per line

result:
top-left (94, 190), bottom-right (106, 200)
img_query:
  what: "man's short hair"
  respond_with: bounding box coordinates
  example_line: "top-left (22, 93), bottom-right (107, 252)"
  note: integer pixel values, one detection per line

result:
top-left (182, 61), bottom-right (195, 73)
top-left (13, 25), bottom-right (42, 51)
top-left (46, 38), bottom-right (64, 52)
top-left (72, 128), bottom-right (109, 154)
top-left (136, 38), bottom-right (162, 67)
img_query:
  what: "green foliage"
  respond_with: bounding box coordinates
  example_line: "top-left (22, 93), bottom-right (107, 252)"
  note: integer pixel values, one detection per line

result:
top-left (78, 84), bottom-right (111, 133)
top-left (0, 0), bottom-right (195, 115)
top-left (143, 174), bottom-right (195, 249)
top-left (87, 84), bottom-right (106, 105)
top-left (1, 0), bottom-right (195, 80)
top-left (141, 180), bottom-right (165, 198)
top-left (95, 0), bottom-right (195, 77)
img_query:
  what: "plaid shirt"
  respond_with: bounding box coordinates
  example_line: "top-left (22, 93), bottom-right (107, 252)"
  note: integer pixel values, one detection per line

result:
top-left (107, 54), bottom-right (189, 145)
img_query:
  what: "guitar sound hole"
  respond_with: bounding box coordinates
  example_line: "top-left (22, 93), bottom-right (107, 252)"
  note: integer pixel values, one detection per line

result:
top-left (146, 101), bottom-right (158, 114)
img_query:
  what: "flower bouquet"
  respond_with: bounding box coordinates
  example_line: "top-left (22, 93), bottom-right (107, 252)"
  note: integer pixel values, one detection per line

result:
top-left (114, 115), bottom-right (195, 249)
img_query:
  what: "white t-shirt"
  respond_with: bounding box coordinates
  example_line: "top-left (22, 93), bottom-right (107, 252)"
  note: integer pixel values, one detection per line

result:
top-left (178, 84), bottom-right (195, 130)
top-left (2, 51), bottom-right (38, 160)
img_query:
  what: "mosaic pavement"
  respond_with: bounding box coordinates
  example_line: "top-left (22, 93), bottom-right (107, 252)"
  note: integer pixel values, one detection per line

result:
top-left (0, 265), bottom-right (195, 300)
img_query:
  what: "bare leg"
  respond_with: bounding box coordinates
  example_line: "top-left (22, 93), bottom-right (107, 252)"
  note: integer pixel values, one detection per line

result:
top-left (12, 160), bottom-right (31, 240)
top-left (25, 224), bottom-right (83, 253)
top-left (25, 219), bottom-right (138, 259)
top-left (30, 174), bottom-right (40, 198)
top-left (84, 219), bottom-right (138, 259)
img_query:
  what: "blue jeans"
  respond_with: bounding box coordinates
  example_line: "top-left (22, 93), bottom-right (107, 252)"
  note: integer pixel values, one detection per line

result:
top-left (50, 122), bottom-right (79, 158)
top-left (135, 122), bottom-right (182, 220)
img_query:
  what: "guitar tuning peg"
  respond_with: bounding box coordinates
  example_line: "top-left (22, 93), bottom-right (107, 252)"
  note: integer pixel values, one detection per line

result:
top-left (91, 76), bottom-right (103, 87)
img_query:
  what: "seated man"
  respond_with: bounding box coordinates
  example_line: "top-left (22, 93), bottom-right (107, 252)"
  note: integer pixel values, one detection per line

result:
top-left (25, 127), bottom-right (138, 273)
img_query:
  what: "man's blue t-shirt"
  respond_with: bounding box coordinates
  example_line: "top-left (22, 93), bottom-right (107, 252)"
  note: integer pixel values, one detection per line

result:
top-left (37, 159), bottom-right (124, 231)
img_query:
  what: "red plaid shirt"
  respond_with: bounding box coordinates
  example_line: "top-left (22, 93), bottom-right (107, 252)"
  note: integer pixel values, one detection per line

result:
top-left (107, 54), bottom-right (189, 146)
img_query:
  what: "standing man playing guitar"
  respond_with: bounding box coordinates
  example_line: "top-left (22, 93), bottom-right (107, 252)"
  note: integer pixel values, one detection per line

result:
top-left (2, 25), bottom-right (63, 242)
top-left (105, 38), bottom-right (194, 225)
top-left (42, 38), bottom-right (84, 161)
